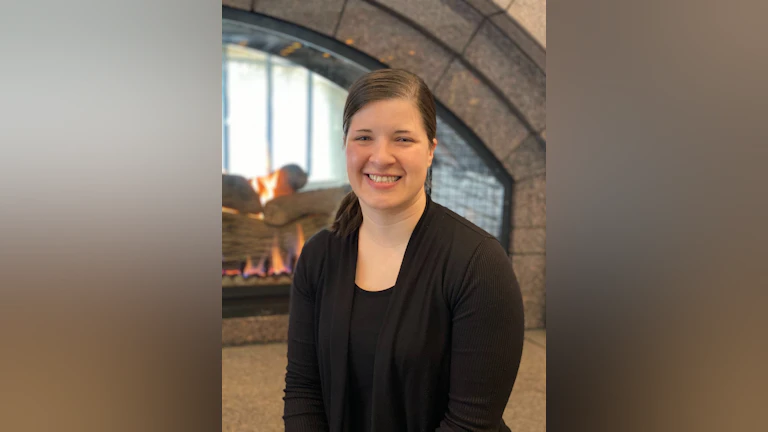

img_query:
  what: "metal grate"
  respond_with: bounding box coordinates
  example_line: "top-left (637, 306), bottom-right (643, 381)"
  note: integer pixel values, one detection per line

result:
top-left (431, 118), bottom-right (505, 239)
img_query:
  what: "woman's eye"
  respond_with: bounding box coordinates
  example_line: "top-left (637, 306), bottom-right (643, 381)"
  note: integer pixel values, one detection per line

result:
top-left (395, 137), bottom-right (413, 143)
top-left (355, 136), bottom-right (371, 141)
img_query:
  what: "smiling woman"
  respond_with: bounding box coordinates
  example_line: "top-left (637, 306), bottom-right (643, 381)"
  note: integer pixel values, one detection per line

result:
top-left (284, 69), bottom-right (524, 432)
top-left (331, 69), bottom-right (438, 236)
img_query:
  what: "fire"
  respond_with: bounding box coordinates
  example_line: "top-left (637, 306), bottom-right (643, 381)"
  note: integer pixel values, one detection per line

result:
top-left (269, 235), bottom-right (289, 275)
top-left (222, 224), bottom-right (307, 280)
top-left (251, 171), bottom-right (281, 206)
top-left (242, 255), bottom-right (266, 278)
top-left (295, 224), bottom-right (305, 258)
top-left (222, 206), bottom-right (239, 214)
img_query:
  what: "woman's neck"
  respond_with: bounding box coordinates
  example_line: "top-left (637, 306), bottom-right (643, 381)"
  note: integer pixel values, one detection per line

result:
top-left (359, 191), bottom-right (427, 248)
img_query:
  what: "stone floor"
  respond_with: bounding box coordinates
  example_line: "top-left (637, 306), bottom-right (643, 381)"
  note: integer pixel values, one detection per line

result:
top-left (223, 330), bottom-right (545, 431)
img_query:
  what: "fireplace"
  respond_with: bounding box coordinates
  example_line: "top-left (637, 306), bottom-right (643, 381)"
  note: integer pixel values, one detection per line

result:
top-left (222, 17), bottom-right (513, 318)
top-left (222, 164), bottom-right (350, 317)
top-left (222, 172), bottom-right (350, 280)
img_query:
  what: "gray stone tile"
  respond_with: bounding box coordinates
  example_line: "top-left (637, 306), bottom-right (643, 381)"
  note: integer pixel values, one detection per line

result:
top-left (223, 315), bottom-right (289, 346)
top-left (223, 0), bottom-right (253, 11)
top-left (511, 227), bottom-right (546, 254)
top-left (507, 0), bottom-right (547, 47)
top-left (435, 60), bottom-right (528, 162)
top-left (512, 174), bottom-right (545, 228)
top-left (464, 20), bottom-right (546, 131)
top-left (503, 133), bottom-right (546, 181)
top-left (464, 0), bottom-right (506, 16)
top-left (371, 0), bottom-right (484, 53)
top-left (511, 253), bottom-right (545, 329)
top-left (492, 0), bottom-right (514, 10)
top-left (253, 0), bottom-right (346, 36)
top-left (490, 12), bottom-right (546, 71)
top-left (336, 0), bottom-right (454, 88)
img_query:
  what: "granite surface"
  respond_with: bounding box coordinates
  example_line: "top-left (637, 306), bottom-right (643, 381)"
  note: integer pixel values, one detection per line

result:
top-left (222, 342), bottom-right (288, 432)
top-left (335, 0), bottom-right (454, 88)
top-left (512, 253), bottom-right (546, 329)
top-left (525, 328), bottom-right (546, 347)
top-left (512, 174), bottom-right (546, 228)
top-left (492, 0), bottom-right (515, 10)
top-left (435, 60), bottom-right (528, 162)
top-left (371, 0), bottom-right (484, 53)
top-left (222, 331), bottom-right (546, 431)
top-left (511, 227), bottom-right (546, 254)
top-left (223, 315), bottom-right (289, 346)
top-left (252, 0), bottom-right (347, 36)
top-left (223, 0), bottom-right (252, 10)
top-left (507, 0), bottom-right (547, 47)
top-left (464, 0), bottom-right (507, 16)
top-left (464, 20), bottom-right (546, 131)
top-left (490, 11), bottom-right (546, 71)
top-left (503, 133), bottom-right (546, 181)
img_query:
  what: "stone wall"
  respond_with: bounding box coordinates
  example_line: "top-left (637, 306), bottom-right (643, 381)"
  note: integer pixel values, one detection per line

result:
top-left (222, 0), bottom-right (546, 331)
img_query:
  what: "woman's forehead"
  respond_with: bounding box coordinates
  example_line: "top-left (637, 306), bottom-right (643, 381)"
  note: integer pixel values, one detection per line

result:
top-left (350, 99), bottom-right (423, 131)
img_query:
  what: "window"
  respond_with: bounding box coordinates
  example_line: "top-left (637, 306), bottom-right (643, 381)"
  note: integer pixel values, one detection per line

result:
top-left (222, 44), bottom-right (347, 189)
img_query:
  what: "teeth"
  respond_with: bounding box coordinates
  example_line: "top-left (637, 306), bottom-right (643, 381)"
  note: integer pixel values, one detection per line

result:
top-left (368, 174), bottom-right (400, 183)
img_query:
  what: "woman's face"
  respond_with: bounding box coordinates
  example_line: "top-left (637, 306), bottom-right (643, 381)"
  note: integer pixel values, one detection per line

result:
top-left (345, 98), bottom-right (436, 213)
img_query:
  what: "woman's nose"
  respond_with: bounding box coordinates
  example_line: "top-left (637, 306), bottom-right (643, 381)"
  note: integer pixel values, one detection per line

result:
top-left (369, 141), bottom-right (396, 165)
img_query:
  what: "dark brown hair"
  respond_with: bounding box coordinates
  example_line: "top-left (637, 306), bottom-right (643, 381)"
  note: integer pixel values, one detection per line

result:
top-left (331, 69), bottom-right (437, 237)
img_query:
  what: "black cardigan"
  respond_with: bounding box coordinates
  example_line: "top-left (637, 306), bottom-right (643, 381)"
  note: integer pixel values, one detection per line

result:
top-left (283, 197), bottom-right (525, 432)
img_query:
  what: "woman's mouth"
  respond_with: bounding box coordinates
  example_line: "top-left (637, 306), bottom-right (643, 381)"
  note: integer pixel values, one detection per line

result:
top-left (366, 174), bottom-right (402, 184)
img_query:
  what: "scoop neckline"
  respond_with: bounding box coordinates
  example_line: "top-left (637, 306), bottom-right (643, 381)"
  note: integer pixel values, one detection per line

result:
top-left (354, 284), bottom-right (394, 295)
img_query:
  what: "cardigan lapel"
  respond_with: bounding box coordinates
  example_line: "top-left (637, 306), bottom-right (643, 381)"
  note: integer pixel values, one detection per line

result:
top-left (369, 196), bottom-right (441, 431)
top-left (328, 228), bottom-right (358, 432)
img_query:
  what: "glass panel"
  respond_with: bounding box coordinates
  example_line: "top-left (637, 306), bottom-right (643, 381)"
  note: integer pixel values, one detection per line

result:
top-left (225, 45), bottom-right (269, 178)
top-left (271, 56), bottom-right (309, 173)
top-left (309, 73), bottom-right (347, 188)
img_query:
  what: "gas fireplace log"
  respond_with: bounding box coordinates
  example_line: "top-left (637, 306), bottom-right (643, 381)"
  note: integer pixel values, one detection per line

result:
top-left (222, 174), bottom-right (263, 214)
top-left (222, 212), bottom-right (332, 262)
top-left (262, 186), bottom-right (351, 226)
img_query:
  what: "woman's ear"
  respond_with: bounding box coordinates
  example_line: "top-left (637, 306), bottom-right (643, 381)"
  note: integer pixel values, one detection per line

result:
top-left (428, 138), bottom-right (437, 166)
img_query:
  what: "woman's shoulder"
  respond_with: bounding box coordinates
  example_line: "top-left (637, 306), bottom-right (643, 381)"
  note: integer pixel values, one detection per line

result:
top-left (300, 228), bottom-right (334, 258)
top-left (431, 201), bottom-right (500, 249)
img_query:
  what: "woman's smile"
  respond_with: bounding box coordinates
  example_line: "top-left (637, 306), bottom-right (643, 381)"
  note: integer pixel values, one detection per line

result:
top-left (364, 173), bottom-right (402, 189)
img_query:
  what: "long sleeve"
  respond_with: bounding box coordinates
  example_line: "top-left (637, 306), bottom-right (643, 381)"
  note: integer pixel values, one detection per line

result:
top-left (283, 247), bottom-right (329, 431)
top-left (436, 238), bottom-right (525, 432)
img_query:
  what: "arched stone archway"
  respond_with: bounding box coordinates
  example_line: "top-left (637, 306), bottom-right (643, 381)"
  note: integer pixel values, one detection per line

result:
top-left (223, 0), bottom-right (545, 329)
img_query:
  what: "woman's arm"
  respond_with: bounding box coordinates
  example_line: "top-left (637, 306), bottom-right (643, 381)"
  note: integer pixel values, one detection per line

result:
top-left (436, 238), bottom-right (525, 431)
top-left (283, 247), bottom-right (329, 431)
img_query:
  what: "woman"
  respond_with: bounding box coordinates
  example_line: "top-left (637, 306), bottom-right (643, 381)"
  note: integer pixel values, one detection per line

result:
top-left (283, 69), bottom-right (524, 432)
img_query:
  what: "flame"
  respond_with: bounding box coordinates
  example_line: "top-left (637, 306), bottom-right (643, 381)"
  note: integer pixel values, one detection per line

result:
top-left (242, 255), bottom-right (266, 278)
top-left (251, 171), bottom-right (281, 206)
top-left (222, 206), bottom-right (239, 214)
top-left (223, 269), bottom-right (240, 276)
top-left (247, 213), bottom-right (265, 220)
top-left (269, 235), bottom-right (289, 275)
top-left (295, 224), bottom-right (305, 259)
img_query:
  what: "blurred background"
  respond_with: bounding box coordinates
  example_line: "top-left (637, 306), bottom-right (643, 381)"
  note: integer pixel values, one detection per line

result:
top-left (220, 1), bottom-right (545, 430)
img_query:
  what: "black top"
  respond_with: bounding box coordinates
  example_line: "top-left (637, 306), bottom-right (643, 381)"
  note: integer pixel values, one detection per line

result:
top-left (347, 285), bottom-right (393, 432)
top-left (283, 196), bottom-right (524, 432)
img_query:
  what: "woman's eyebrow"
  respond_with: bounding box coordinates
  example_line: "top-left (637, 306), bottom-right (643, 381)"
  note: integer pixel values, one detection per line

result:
top-left (354, 129), bottom-right (373, 133)
top-left (394, 130), bottom-right (412, 134)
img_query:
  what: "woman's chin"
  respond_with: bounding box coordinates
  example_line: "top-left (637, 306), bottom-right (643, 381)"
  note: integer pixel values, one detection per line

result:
top-left (358, 194), bottom-right (403, 212)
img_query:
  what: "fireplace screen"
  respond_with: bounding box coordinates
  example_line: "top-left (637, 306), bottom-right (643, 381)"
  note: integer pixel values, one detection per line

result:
top-left (222, 15), bottom-right (511, 300)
